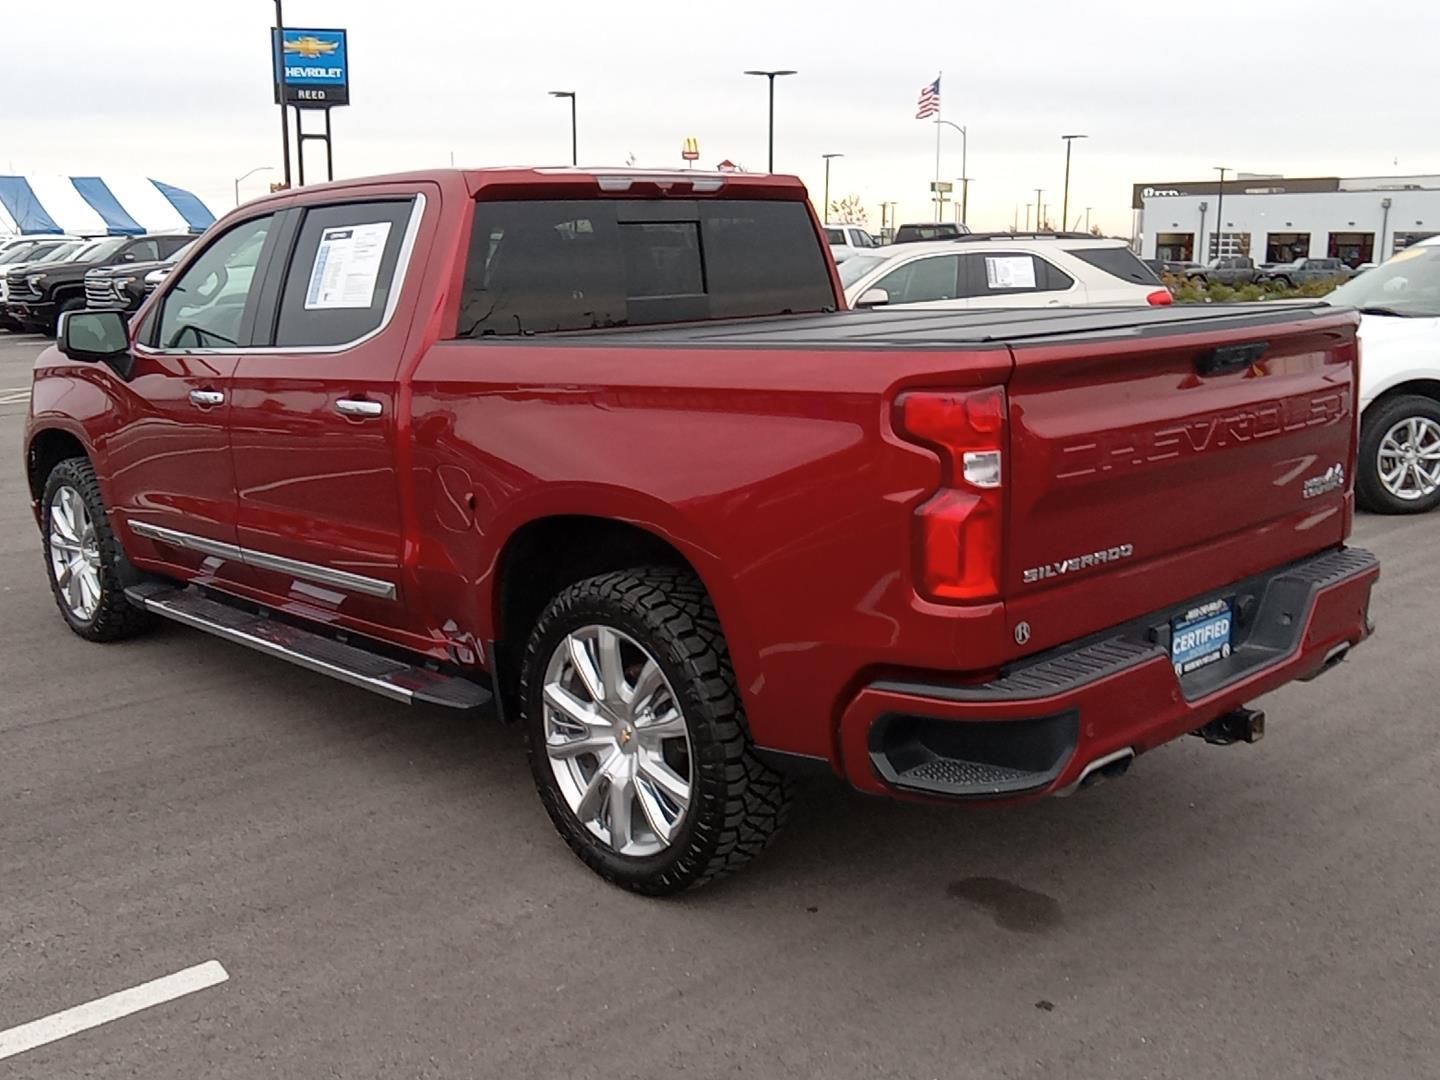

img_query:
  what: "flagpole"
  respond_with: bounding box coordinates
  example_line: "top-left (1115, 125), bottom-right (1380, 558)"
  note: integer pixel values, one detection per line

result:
top-left (933, 72), bottom-right (942, 222)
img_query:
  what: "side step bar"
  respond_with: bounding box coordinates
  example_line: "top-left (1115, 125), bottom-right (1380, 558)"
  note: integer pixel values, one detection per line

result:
top-left (125, 583), bottom-right (491, 711)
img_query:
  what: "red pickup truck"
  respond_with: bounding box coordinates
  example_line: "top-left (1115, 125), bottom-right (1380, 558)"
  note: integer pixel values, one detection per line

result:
top-left (25, 168), bottom-right (1378, 894)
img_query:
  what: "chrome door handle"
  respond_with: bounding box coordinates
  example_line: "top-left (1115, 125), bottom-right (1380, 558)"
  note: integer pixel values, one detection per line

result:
top-left (189, 389), bottom-right (225, 407)
top-left (335, 399), bottom-right (383, 418)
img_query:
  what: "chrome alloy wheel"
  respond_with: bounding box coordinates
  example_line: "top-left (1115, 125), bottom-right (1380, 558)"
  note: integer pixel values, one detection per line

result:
top-left (47, 485), bottom-right (103, 622)
top-left (542, 625), bottom-right (693, 857)
top-left (1377, 416), bottom-right (1440, 502)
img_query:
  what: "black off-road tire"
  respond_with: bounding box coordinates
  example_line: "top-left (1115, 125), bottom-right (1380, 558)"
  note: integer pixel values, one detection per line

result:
top-left (1357, 395), bottom-right (1440, 515)
top-left (40, 457), bottom-right (156, 642)
top-left (520, 566), bottom-right (793, 895)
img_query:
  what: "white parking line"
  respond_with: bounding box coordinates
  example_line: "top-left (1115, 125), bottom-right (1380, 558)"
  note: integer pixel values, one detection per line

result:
top-left (0, 960), bottom-right (228, 1062)
top-left (0, 386), bottom-right (31, 405)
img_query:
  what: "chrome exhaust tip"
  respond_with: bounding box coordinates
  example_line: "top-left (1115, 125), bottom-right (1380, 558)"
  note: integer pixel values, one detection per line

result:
top-left (1053, 747), bottom-right (1135, 797)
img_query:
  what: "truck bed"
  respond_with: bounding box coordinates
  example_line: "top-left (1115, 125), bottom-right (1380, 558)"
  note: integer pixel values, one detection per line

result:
top-left (535, 301), bottom-right (1339, 349)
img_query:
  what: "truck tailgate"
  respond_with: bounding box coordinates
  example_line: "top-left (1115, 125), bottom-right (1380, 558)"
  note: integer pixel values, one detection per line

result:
top-left (1003, 309), bottom-right (1359, 656)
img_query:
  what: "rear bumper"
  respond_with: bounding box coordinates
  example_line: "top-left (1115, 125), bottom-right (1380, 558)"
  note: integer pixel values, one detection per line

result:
top-left (839, 546), bottom-right (1379, 801)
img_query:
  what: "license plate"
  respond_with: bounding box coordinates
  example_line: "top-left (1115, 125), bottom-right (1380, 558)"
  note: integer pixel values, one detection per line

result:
top-left (1171, 599), bottom-right (1233, 677)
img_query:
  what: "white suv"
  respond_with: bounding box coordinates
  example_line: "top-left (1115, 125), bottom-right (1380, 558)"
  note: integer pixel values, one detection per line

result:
top-left (838, 233), bottom-right (1172, 310)
top-left (1325, 235), bottom-right (1440, 514)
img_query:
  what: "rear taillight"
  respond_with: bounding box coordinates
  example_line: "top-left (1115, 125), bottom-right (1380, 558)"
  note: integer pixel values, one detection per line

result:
top-left (894, 387), bottom-right (1006, 603)
top-left (1146, 288), bottom-right (1174, 306)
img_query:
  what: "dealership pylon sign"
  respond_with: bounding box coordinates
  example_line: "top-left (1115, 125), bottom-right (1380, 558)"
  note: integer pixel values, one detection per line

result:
top-left (272, 28), bottom-right (350, 108)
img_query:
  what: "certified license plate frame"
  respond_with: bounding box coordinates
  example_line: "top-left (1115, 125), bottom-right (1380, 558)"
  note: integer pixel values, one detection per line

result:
top-left (1170, 598), bottom-right (1234, 678)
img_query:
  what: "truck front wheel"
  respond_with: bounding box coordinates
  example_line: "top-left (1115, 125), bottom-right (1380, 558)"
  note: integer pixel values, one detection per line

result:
top-left (41, 458), bottom-right (155, 641)
top-left (520, 566), bottom-right (793, 895)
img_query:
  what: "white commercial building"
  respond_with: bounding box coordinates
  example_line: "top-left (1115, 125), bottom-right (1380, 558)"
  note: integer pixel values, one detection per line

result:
top-left (1132, 174), bottom-right (1440, 267)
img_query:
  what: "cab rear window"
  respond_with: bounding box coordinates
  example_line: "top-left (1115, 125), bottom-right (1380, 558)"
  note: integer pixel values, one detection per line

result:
top-left (455, 198), bottom-right (835, 337)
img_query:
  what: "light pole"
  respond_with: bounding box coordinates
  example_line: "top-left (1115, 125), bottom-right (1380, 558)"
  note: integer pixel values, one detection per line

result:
top-left (234, 165), bottom-right (274, 206)
top-left (549, 91), bottom-right (577, 166)
top-left (821, 153), bottom-right (843, 223)
top-left (273, 0), bottom-right (292, 188)
top-left (1084, 206), bottom-right (1093, 233)
top-left (1213, 166), bottom-right (1229, 260)
top-left (1380, 196), bottom-right (1393, 262)
top-left (1061, 134), bottom-right (1087, 236)
top-left (933, 119), bottom-right (969, 225)
top-left (1035, 188), bottom-right (1045, 231)
top-left (743, 69), bottom-right (797, 172)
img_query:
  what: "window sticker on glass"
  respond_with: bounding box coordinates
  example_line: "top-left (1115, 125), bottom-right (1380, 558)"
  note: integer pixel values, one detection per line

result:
top-left (985, 255), bottom-right (1036, 290)
top-left (305, 221), bottom-right (392, 309)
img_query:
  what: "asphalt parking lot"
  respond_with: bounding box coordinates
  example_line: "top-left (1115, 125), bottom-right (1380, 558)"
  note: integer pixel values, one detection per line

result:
top-left (2, 331), bottom-right (1437, 1079)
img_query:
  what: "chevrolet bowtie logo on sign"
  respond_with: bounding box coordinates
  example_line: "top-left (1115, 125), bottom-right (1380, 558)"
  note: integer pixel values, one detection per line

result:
top-left (272, 27), bottom-right (350, 108)
top-left (284, 35), bottom-right (340, 59)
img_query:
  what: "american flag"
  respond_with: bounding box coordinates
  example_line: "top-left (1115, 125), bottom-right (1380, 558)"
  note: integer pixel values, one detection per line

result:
top-left (915, 77), bottom-right (941, 119)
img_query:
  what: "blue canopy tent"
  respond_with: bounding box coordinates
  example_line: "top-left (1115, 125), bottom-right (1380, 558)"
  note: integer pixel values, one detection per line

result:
top-left (0, 175), bottom-right (215, 236)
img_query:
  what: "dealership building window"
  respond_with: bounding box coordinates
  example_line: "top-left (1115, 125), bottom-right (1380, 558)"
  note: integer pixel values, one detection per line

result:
top-left (1265, 232), bottom-right (1310, 263)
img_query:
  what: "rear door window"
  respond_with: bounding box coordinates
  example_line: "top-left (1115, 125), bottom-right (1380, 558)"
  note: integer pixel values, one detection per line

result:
top-left (959, 253), bottom-right (1075, 298)
top-left (455, 198), bottom-right (833, 336)
top-left (272, 199), bottom-right (416, 348)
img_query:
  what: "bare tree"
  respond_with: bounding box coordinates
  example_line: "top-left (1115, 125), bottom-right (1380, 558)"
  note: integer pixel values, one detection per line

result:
top-left (828, 194), bottom-right (868, 225)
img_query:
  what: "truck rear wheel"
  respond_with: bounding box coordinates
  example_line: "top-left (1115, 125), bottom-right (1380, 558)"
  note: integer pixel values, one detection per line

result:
top-left (41, 458), bottom-right (156, 641)
top-left (520, 566), bottom-right (792, 895)
top-left (1357, 395), bottom-right (1440, 514)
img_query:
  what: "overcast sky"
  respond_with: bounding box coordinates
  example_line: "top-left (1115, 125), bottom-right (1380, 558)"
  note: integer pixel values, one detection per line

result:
top-left (4, 0), bottom-right (1438, 234)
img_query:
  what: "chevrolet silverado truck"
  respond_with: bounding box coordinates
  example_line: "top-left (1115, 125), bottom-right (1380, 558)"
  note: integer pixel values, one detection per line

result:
top-left (25, 168), bottom-right (1379, 894)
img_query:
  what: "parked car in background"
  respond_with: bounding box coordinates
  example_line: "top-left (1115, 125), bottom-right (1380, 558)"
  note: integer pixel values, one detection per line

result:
top-left (1326, 236), bottom-right (1440, 514)
top-left (85, 240), bottom-right (195, 314)
top-left (1261, 257), bottom-right (1354, 287)
top-left (0, 235), bottom-right (83, 262)
top-left (4, 233), bottom-right (192, 335)
top-left (824, 224), bottom-right (879, 263)
top-left (893, 222), bottom-right (971, 243)
top-left (840, 233), bottom-right (1172, 310)
top-left (1146, 258), bottom-right (1200, 277)
top-left (1184, 255), bottom-right (1263, 285)
top-left (0, 239), bottom-right (88, 332)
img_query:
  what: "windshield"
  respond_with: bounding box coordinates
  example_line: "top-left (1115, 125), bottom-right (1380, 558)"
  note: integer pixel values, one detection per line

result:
top-left (839, 253), bottom-right (887, 288)
top-left (0, 243), bottom-right (42, 264)
top-left (1328, 245), bottom-right (1440, 317)
top-left (70, 237), bottom-right (127, 262)
top-left (165, 240), bottom-right (196, 264)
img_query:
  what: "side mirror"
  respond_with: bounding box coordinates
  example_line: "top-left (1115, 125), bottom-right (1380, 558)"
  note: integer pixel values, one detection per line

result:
top-left (121, 251), bottom-right (138, 262)
top-left (58, 309), bottom-right (134, 378)
top-left (855, 288), bottom-right (890, 309)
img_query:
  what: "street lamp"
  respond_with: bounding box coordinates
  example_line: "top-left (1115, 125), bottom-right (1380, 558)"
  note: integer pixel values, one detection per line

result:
top-left (1061, 134), bottom-right (1087, 235)
top-left (821, 153), bottom-right (843, 223)
top-left (743, 69), bottom-right (797, 172)
top-left (273, 0), bottom-right (292, 188)
top-left (1035, 188), bottom-right (1045, 231)
top-left (1213, 166), bottom-right (1230, 260)
top-left (549, 91), bottom-right (577, 166)
top-left (933, 119), bottom-right (969, 226)
top-left (234, 165), bottom-right (274, 206)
